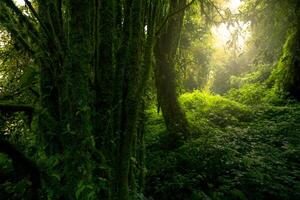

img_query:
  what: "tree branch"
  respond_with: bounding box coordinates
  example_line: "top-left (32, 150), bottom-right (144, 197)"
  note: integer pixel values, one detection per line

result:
top-left (1, 0), bottom-right (41, 51)
top-left (24, 0), bottom-right (48, 34)
top-left (155, 0), bottom-right (196, 36)
top-left (0, 139), bottom-right (41, 198)
top-left (206, 0), bottom-right (225, 22)
top-left (0, 102), bottom-right (34, 114)
top-left (2, 0), bottom-right (38, 34)
top-left (0, 11), bottom-right (35, 54)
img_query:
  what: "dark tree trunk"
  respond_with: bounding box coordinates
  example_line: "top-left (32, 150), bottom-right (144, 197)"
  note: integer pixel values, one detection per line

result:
top-left (154, 0), bottom-right (190, 149)
top-left (116, 1), bottom-right (144, 198)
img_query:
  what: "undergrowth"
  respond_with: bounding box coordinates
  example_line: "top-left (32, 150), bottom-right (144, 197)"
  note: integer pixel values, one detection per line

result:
top-left (145, 91), bottom-right (300, 200)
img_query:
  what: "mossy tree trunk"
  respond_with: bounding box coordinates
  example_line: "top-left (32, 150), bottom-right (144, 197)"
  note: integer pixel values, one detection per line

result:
top-left (60, 1), bottom-right (96, 198)
top-left (154, 0), bottom-right (190, 149)
top-left (1, 0), bottom-right (97, 198)
top-left (274, 3), bottom-right (300, 100)
top-left (93, 1), bottom-right (117, 197)
top-left (116, 1), bottom-right (144, 199)
top-left (0, 0), bottom-right (166, 199)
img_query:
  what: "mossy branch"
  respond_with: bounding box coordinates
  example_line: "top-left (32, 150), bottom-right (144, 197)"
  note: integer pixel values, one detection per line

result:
top-left (2, 0), bottom-right (39, 36)
top-left (0, 139), bottom-right (41, 198)
top-left (0, 102), bottom-right (34, 114)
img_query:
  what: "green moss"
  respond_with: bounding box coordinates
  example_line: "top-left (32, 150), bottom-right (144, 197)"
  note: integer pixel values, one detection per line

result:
top-left (180, 91), bottom-right (253, 130)
top-left (271, 29), bottom-right (300, 99)
top-left (227, 83), bottom-right (286, 106)
top-left (0, 153), bottom-right (13, 174)
top-left (144, 107), bottom-right (167, 147)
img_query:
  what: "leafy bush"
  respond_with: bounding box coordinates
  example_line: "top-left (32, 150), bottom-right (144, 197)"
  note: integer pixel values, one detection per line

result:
top-left (227, 83), bottom-right (286, 106)
top-left (180, 91), bottom-right (253, 130)
top-left (144, 107), bottom-right (167, 148)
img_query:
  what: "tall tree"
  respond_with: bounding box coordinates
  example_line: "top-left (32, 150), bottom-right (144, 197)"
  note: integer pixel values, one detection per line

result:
top-left (154, 0), bottom-right (192, 148)
top-left (0, 0), bottom-right (159, 199)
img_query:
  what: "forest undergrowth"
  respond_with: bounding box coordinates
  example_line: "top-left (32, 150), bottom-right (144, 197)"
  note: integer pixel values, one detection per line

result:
top-left (145, 91), bottom-right (300, 200)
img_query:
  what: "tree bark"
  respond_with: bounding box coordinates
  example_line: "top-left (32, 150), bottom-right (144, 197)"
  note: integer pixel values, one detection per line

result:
top-left (154, 0), bottom-right (190, 149)
top-left (274, 5), bottom-right (300, 100)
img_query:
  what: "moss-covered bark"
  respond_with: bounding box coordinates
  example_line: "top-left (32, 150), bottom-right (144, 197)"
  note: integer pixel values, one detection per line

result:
top-left (273, 5), bottom-right (300, 100)
top-left (275, 30), bottom-right (300, 99)
top-left (0, 0), bottom-right (167, 199)
top-left (154, 0), bottom-right (190, 149)
top-left (59, 1), bottom-right (96, 198)
top-left (116, 1), bottom-right (144, 198)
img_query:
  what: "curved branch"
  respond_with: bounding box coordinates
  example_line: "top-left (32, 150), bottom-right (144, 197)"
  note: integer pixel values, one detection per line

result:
top-left (2, 0), bottom-right (39, 36)
top-left (0, 102), bottom-right (34, 114)
top-left (0, 139), bottom-right (41, 198)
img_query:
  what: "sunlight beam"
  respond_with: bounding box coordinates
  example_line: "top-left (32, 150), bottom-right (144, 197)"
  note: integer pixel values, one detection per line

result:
top-left (211, 0), bottom-right (250, 51)
top-left (228, 0), bottom-right (241, 13)
top-left (14, 0), bottom-right (25, 6)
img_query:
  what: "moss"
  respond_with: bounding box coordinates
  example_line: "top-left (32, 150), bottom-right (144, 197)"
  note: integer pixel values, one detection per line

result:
top-left (180, 91), bottom-right (253, 130)
top-left (145, 91), bottom-right (253, 144)
top-left (226, 83), bottom-right (286, 106)
top-left (271, 29), bottom-right (300, 99)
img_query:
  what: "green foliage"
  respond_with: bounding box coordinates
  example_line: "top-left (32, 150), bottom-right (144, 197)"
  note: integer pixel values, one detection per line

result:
top-left (144, 107), bottom-right (167, 148)
top-left (0, 153), bottom-right (35, 200)
top-left (210, 58), bottom-right (251, 95)
top-left (145, 91), bottom-right (300, 200)
top-left (177, 6), bottom-right (213, 92)
top-left (180, 91), bottom-right (252, 130)
top-left (1, 0), bottom-right (300, 199)
top-left (226, 83), bottom-right (286, 106)
top-left (240, 0), bottom-right (297, 66)
top-left (230, 63), bottom-right (273, 88)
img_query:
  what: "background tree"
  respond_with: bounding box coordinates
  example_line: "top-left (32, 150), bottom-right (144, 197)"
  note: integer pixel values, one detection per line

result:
top-left (177, 5), bottom-right (213, 92)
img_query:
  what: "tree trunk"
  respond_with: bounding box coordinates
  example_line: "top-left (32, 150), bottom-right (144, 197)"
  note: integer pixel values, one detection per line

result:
top-left (116, 0), bottom-right (144, 198)
top-left (154, 0), bottom-right (190, 149)
top-left (274, 5), bottom-right (300, 100)
top-left (0, 0), bottom-right (162, 199)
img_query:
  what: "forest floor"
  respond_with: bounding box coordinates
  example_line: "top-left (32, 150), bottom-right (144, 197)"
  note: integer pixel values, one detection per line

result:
top-left (144, 91), bottom-right (300, 200)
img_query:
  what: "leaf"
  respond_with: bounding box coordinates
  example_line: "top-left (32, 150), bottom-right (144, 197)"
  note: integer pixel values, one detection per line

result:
top-left (230, 189), bottom-right (248, 200)
top-left (75, 181), bottom-right (85, 199)
top-left (19, 65), bottom-right (38, 89)
top-left (50, 173), bottom-right (60, 182)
